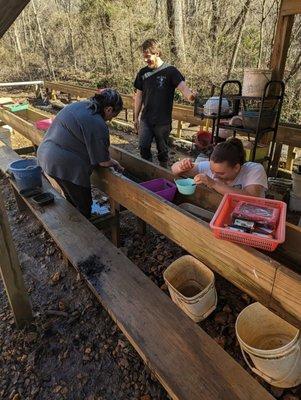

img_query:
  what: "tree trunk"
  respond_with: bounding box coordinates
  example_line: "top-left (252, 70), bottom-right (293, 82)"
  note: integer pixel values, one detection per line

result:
top-left (13, 23), bottom-right (25, 70)
top-left (257, 0), bottom-right (267, 68)
top-left (226, 0), bottom-right (252, 79)
top-left (31, 0), bottom-right (56, 79)
top-left (166, 0), bottom-right (186, 62)
top-left (209, 0), bottom-right (220, 44)
top-left (66, 13), bottom-right (77, 70)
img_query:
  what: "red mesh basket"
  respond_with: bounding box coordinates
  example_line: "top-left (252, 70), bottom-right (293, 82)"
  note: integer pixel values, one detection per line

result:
top-left (209, 193), bottom-right (287, 251)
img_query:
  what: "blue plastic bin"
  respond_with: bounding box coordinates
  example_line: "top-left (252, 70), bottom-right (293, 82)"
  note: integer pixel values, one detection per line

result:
top-left (8, 158), bottom-right (42, 191)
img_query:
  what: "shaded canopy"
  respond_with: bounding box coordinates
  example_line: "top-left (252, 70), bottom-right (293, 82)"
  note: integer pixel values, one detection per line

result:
top-left (0, 0), bottom-right (30, 38)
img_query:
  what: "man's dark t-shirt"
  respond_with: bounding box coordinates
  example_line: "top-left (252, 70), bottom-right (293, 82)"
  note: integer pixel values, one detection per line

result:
top-left (134, 64), bottom-right (184, 125)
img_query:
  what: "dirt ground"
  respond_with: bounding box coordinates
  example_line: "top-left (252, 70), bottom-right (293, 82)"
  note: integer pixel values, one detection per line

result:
top-left (0, 92), bottom-right (300, 400)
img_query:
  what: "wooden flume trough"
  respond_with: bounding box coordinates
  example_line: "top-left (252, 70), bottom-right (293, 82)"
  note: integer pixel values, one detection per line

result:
top-left (0, 105), bottom-right (300, 330)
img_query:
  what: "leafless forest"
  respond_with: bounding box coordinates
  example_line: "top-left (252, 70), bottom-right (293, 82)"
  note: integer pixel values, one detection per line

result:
top-left (0, 0), bottom-right (300, 122)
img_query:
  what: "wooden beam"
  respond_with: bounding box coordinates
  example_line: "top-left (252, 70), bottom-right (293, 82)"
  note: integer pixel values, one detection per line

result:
top-left (280, 0), bottom-right (301, 15)
top-left (92, 169), bottom-right (301, 328)
top-left (0, 142), bottom-right (275, 400)
top-left (0, 0), bottom-right (30, 38)
top-left (270, 2), bottom-right (295, 81)
top-left (0, 186), bottom-right (33, 328)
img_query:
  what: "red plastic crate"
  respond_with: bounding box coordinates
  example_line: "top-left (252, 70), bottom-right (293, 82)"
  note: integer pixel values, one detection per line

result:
top-left (210, 193), bottom-right (287, 251)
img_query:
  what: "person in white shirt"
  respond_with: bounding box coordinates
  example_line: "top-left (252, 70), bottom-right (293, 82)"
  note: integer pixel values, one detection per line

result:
top-left (171, 138), bottom-right (268, 197)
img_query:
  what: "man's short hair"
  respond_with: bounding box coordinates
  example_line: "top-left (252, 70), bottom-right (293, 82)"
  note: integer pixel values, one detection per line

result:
top-left (141, 39), bottom-right (162, 56)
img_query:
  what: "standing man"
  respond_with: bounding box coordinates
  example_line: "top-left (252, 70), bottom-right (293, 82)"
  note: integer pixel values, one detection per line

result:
top-left (134, 38), bottom-right (195, 168)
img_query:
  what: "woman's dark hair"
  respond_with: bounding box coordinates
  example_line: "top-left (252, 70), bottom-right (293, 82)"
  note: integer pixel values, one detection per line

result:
top-left (89, 88), bottom-right (123, 117)
top-left (210, 138), bottom-right (245, 167)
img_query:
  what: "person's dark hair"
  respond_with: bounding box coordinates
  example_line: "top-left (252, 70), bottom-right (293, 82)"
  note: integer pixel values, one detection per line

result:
top-left (141, 39), bottom-right (162, 56)
top-left (89, 88), bottom-right (123, 117)
top-left (210, 138), bottom-right (245, 167)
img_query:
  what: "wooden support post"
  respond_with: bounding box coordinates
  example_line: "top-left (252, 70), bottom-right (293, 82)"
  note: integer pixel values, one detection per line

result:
top-left (137, 217), bottom-right (147, 235)
top-left (286, 145), bottom-right (295, 170)
top-left (109, 198), bottom-right (121, 248)
top-left (270, 142), bottom-right (283, 177)
top-left (176, 120), bottom-right (182, 138)
top-left (0, 190), bottom-right (33, 328)
top-left (12, 186), bottom-right (27, 213)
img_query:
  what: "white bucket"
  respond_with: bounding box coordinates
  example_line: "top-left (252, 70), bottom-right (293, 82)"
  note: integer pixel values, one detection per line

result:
top-left (242, 68), bottom-right (272, 97)
top-left (292, 172), bottom-right (301, 197)
top-left (163, 255), bottom-right (217, 322)
top-left (236, 302), bottom-right (301, 388)
top-left (289, 191), bottom-right (301, 212)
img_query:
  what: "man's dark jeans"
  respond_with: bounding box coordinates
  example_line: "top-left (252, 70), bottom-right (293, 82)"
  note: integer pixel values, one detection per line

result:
top-left (53, 177), bottom-right (92, 219)
top-left (138, 119), bottom-right (172, 164)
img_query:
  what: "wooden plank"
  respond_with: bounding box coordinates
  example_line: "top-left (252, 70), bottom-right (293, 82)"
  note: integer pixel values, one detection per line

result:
top-left (0, 108), bottom-right (43, 146)
top-left (278, 222), bottom-right (301, 268)
top-left (92, 169), bottom-right (301, 328)
top-left (0, 142), bottom-right (274, 400)
top-left (270, 4), bottom-right (295, 81)
top-left (0, 0), bottom-right (30, 38)
top-left (280, 0), bottom-right (301, 15)
top-left (0, 185), bottom-right (33, 328)
top-left (271, 265), bottom-right (301, 324)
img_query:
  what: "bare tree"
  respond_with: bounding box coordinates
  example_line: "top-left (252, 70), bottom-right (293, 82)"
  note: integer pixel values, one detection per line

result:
top-left (31, 0), bottom-right (56, 79)
top-left (226, 0), bottom-right (252, 79)
top-left (166, 0), bottom-right (186, 62)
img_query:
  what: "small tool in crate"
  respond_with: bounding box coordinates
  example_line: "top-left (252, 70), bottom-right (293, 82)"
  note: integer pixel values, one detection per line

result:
top-left (210, 193), bottom-right (287, 251)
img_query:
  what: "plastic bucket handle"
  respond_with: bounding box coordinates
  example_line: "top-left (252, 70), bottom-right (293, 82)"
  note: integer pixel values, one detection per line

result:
top-left (240, 343), bottom-right (300, 385)
top-left (176, 286), bottom-right (218, 319)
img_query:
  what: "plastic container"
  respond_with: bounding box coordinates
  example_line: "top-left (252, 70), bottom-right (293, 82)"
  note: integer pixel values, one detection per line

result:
top-left (35, 118), bottom-right (53, 131)
top-left (242, 69), bottom-right (272, 97)
top-left (236, 302), bottom-right (301, 388)
top-left (210, 193), bottom-right (286, 251)
top-left (32, 192), bottom-right (54, 206)
top-left (8, 158), bottom-right (42, 191)
top-left (289, 191), bottom-right (301, 212)
top-left (174, 178), bottom-right (196, 195)
top-left (242, 110), bottom-right (276, 130)
top-left (204, 97), bottom-right (229, 116)
top-left (244, 144), bottom-right (269, 161)
top-left (293, 157), bottom-right (301, 174)
top-left (140, 178), bottom-right (177, 202)
top-left (4, 102), bottom-right (29, 112)
top-left (163, 255), bottom-right (217, 322)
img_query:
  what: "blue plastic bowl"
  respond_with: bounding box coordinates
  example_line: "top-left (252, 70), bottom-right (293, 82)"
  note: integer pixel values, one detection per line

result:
top-left (175, 178), bottom-right (196, 195)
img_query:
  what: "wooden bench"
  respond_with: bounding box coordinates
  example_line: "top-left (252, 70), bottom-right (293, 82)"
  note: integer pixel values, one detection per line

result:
top-left (0, 141), bottom-right (275, 400)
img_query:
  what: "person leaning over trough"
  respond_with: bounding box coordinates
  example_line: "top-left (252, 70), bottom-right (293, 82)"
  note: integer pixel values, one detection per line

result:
top-left (37, 89), bottom-right (123, 219)
top-left (172, 138), bottom-right (268, 197)
top-left (134, 38), bottom-right (195, 169)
